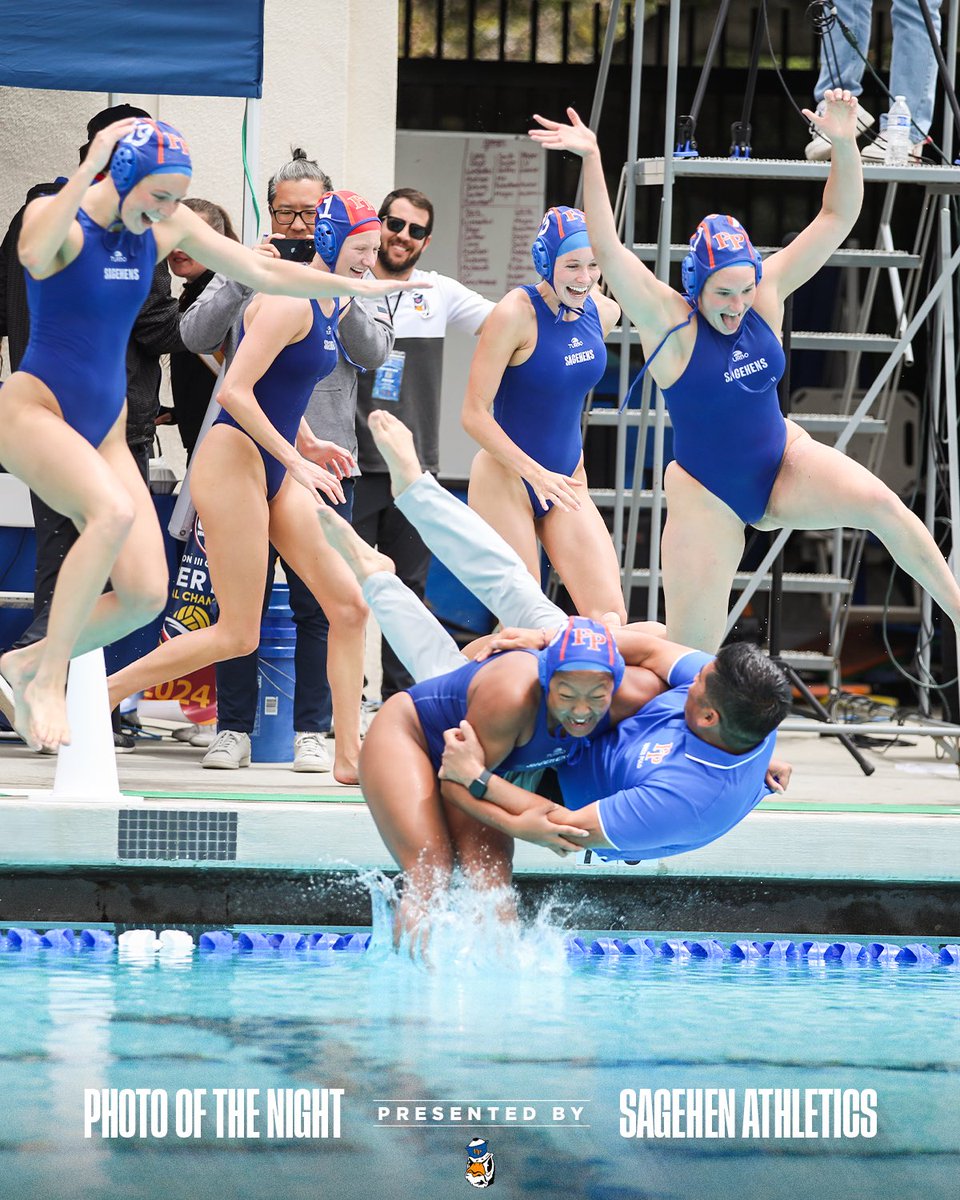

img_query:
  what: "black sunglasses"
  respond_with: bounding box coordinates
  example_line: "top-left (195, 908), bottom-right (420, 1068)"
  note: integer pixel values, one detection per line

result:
top-left (381, 214), bottom-right (429, 240)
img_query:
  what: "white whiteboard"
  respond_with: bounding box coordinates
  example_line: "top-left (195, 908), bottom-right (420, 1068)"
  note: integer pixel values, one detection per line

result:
top-left (395, 130), bottom-right (546, 480)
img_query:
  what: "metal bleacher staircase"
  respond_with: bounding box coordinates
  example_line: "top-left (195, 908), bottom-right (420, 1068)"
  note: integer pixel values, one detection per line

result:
top-left (563, 0), bottom-right (960, 714)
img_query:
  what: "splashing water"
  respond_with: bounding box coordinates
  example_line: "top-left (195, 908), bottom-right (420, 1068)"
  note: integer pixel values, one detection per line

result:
top-left (358, 868), bottom-right (572, 975)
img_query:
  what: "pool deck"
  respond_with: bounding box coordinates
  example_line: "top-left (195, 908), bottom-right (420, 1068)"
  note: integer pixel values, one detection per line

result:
top-left (0, 722), bottom-right (957, 936)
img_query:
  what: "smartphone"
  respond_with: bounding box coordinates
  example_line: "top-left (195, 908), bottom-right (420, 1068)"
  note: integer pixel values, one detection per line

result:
top-left (269, 238), bottom-right (315, 263)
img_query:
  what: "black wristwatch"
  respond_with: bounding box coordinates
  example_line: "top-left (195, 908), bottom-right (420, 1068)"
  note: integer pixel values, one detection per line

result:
top-left (467, 768), bottom-right (493, 799)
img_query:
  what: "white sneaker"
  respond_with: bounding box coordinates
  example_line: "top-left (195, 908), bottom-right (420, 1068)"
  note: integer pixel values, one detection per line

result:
top-left (804, 101), bottom-right (875, 161)
top-left (360, 699), bottom-right (381, 738)
top-left (293, 731), bottom-right (331, 773)
top-left (0, 670), bottom-right (15, 727)
top-left (201, 729), bottom-right (251, 769)
top-left (860, 135), bottom-right (922, 163)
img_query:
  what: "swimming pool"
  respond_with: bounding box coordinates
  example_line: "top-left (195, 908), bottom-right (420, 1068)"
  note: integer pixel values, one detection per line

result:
top-left (1, 918), bottom-right (956, 1200)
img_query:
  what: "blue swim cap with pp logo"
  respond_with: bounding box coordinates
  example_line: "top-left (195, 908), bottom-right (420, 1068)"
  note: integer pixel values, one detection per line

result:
top-left (680, 213), bottom-right (762, 301)
top-left (110, 120), bottom-right (193, 202)
top-left (531, 206), bottom-right (592, 290)
top-left (538, 616), bottom-right (626, 692)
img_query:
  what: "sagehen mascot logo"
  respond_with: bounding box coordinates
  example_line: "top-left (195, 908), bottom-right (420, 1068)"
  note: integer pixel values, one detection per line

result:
top-left (464, 1137), bottom-right (495, 1188)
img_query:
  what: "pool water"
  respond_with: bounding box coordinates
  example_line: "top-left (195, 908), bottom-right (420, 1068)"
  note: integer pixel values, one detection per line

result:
top-left (0, 921), bottom-right (956, 1200)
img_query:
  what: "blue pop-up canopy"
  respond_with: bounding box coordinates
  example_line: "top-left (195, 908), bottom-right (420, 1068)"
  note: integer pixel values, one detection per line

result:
top-left (0, 0), bottom-right (263, 97)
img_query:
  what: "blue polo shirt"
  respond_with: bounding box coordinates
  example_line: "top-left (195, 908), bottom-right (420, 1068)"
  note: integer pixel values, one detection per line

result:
top-left (557, 651), bottom-right (776, 860)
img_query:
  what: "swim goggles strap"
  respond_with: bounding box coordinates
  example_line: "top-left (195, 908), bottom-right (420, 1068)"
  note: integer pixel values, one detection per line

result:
top-left (617, 304), bottom-right (696, 414)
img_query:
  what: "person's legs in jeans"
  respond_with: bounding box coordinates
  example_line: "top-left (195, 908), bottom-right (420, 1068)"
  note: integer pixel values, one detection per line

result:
top-left (378, 498), bottom-right (431, 699)
top-left (351, 473), bottom-right (388, 551)
top-left (13, 496), bottom-right (78, 650)
top-left (353, 473), bottom-right (426, 700)
top-left (889, 0), bottom-right (942, 141)
top-left (213, 546), bottom-right (278, 735)
top-left (813, 0), bottom-right (871, 102)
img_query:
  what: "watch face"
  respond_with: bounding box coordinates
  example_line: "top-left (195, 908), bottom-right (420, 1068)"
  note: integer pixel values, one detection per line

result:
top-left (468, 774), bottom-right (489, 799)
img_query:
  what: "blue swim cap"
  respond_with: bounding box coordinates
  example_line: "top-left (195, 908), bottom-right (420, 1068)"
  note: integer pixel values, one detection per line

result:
top-left (531, 206), bottom-right (592, 290)
top-left (680, 213), bottom-right (762, 301)
top-left (538, 616), bottom-right (626, 692)
top-left (110, 120), bottom-right (192, 203)
top-left (314, 190), bottom-right (381, 266)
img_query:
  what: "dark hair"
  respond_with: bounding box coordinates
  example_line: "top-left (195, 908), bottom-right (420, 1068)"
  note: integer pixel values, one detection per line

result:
top-left (86, 103), bottom-right (150, 140)
top-left (182, 197), bottom-right (238, 242)
top-left (705, 642), bottom-right (791, 751)
top-left (378, 187), bottom-right (434, 236)
top-left (267, 148), bottom-right (332, 206)
top-left (80, 103), bottom-right (151, 165)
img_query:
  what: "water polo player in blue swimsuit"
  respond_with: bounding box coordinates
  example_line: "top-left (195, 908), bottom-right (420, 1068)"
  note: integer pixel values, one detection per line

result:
top-left (0, 119), bottom-right (421, 753)
top-left (531, 94), bottom-right (960, 654)
top-left (105, 191), bottom-right (389, 784)
top-left (463, 206), bottom-right (626, 625)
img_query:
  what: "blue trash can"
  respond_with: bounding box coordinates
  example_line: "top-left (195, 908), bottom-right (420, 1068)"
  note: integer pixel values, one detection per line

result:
top-left (251, 583), bottom-right (296, 763)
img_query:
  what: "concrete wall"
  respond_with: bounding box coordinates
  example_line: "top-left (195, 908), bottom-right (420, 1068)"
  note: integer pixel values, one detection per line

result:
top-left (0, 0), bottom-right (398, 254)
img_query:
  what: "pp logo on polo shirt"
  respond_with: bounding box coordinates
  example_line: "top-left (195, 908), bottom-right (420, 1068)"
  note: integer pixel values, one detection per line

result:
top-left (635, 741), bottom-right (673, 767)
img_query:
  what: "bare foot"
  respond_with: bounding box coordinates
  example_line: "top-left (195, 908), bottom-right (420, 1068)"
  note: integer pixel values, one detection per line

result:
top-left (19, 675), bottom-right (71, 751)
top-left (0, 646), bottom-right (50, 748)
top-left (367, 410), bottom-right (424, 497)
top-left (333, 755), bottom-right (360, 786)
top-left (317, 506), bottom-right (395, 585)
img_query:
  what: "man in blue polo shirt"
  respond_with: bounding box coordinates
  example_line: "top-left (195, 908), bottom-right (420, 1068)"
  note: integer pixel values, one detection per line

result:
top-left (558, 643), bottom-right (783, 859)
top-left (440, 637), bottom-right (787, 861)
top-left (326, 409), bottom-right (791, 864)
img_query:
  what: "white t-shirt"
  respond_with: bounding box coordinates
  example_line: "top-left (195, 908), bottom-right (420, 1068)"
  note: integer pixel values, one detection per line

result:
top-left (356, 268), bottom-right (494, 472)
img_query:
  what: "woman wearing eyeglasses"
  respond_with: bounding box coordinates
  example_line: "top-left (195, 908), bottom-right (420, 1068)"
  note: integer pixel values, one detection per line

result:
top-left (462, 206), bottom-right (626, 627)
top-left (106, 192), bottom-right (395, 783)
top-left (0, 119), bottom-right (421, 754)
top-left (175, 150), bottom-right (396, 776)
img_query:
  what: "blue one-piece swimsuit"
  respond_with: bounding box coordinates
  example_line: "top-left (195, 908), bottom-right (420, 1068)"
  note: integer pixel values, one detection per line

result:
top-left (662, 308), bottom-right (787, 526)
top-left (214, 298), bottom-right (339, 500)
top-left (19, 209), bottom-right (156, 447)
top-left (407, 648), bottom-right (597, 775)
top-left (492, 285), bottom-right (606, 518)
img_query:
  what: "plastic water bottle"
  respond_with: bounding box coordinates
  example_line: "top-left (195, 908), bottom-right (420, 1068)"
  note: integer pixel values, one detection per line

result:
top-left (884, 96), bottom-right (912, 166)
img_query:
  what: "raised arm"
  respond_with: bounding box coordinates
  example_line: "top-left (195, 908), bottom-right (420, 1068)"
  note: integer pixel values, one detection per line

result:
top-left (18, 118), bottom-right (139, 277)
top-left (164, 206), bottom-right (427, 302)
top-left (759, 89), bottom-right (863, 307)
top-left (529, 108), bottom-right (686, 334)
top-left (461, 291), bottom-right (583, 512)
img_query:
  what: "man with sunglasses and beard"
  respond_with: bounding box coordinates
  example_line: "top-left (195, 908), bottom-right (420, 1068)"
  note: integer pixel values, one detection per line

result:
top-left (354, 188), bottom-right (494, 703)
